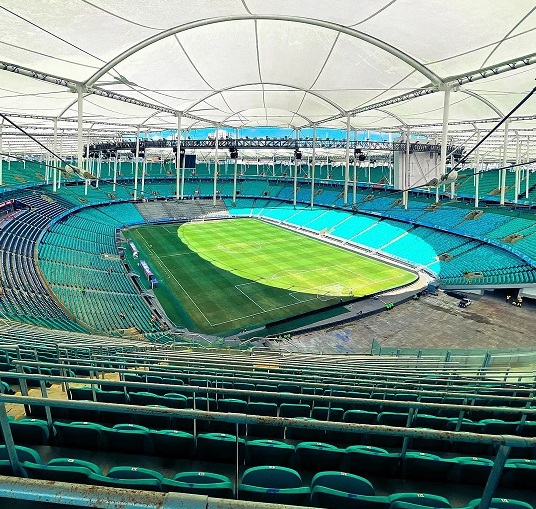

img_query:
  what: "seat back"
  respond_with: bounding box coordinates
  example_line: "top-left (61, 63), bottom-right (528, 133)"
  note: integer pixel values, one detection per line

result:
top-left (241, 465), bottom-right (302, 489)
top-left (311, 471), bottom-right (375, 495)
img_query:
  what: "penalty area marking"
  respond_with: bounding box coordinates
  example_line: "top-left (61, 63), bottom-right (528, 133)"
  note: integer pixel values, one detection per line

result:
top-left (134, 229), bottom-right (215, 327)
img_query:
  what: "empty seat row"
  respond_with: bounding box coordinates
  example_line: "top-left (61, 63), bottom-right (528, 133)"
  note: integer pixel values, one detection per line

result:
top-left (1, 446), bottom-right (532, 509)
top-left (4, 420), bottom-right (535, 489)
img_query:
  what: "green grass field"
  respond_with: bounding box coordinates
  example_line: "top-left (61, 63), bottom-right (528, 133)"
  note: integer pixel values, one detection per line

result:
top-left (124, 218), bottom-right (416, 335)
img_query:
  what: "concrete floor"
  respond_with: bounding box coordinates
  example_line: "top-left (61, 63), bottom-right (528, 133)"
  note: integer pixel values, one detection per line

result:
top-left (286, 290), bottom-right (536, 357)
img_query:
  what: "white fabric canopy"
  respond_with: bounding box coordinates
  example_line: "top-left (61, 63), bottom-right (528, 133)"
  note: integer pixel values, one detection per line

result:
top-left (0, 0), bottom-right (535, 155)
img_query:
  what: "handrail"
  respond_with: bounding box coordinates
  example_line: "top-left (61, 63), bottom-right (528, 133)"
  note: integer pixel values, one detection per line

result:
top-left (2, 371), bottom-right (534, 416)
top-left (1, 394), bottom-right (534, 447)
top-left (39, 357), bottom-right (536, 395)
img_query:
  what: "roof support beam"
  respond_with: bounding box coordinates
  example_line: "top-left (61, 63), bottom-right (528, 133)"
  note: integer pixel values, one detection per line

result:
top-left (0, 60), bottom-right (218, 126)
top-left (86, 15), bottom-right (442, 89)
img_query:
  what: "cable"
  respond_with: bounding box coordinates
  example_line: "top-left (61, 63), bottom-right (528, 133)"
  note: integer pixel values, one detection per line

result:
top-left (0, 113), bottom-right (88, 179)
top-left (450, 84), bottom-right (536, 172)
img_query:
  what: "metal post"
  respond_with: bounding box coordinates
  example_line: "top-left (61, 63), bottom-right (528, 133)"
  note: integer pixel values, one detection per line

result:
top-left (344, 115), bottom-right (351, 205)
top-left (213, 126), bottom-right (219, 206)
top-left (134, 127), bottom-right (140, 200)
top-left (500, 120), bottom-right (509, 205)
top-left (39, 379), bottom-right (53, 427)
top-left (479, 445), bottom-right (511, 509)
top-left (311, 125), bottom-right (317, 209)
top-left (176, 113), bottom-right (182, 200)
top-left (0, 403), bottom-right (23, 476)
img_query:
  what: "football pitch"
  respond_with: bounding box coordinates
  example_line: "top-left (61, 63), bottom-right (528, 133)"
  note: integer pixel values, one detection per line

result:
top-left (124, 218), bottom-right (417, 335)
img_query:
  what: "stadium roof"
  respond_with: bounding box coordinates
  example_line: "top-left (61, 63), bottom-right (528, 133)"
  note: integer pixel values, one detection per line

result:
top-left (0, 1), bottom-right (536, 155)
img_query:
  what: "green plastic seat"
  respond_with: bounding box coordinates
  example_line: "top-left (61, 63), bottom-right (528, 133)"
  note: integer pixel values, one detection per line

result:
top-left (102, 425), bottom-right (152, 455)
top-left (163, 471), bottom-right (234, 498)
top-left (107, 465), bottom-right (163, 481)
top-left (404, 452), bottom-right (455, 481)
top-left (295, 442), bottom-right (345, 472)
top-left (248, 401), bottom-right (281, 438)
top-left (311, 470), bottom-right (375, 494)
top-left (149, 429), bottom-right (194, 459)
top-left (0, 445), bottom-right (41, 475)
top-left (215, 398), bottom-right (247, 433)
top-left (346, 445), bottom-right (400, 477)
top-left (503, 458), bottom-right (536, 489)
top-left (239, 466), bottom-right (310, 505)
top-left (22, 461), bottom-right (95, 484)
top-left (48, 458), bottom-right (102, 474)
top-left (389, 493), bottom-right (451, 509)
top-left (280, 403), bottom-right (311, 418)
top-left (310, 471), bottom-right (376, 509)
top-left (89, 472), bottom-right (162, 492)
top-left (10, 418), bottom-right (50, 445)
top-left (454, 456), bottom-right (493, 485)
top-left (464, 499), bottom-right (533, 509)
top-left (197, 433), bottom-right (245, 463)
top-left (246, 439), bottom-right (295, 467)
top-left (54, 421), bottom-right (107, 450)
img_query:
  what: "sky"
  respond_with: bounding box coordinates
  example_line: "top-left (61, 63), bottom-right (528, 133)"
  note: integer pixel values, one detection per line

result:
top-left (138, 127), bottom-right (394, 142)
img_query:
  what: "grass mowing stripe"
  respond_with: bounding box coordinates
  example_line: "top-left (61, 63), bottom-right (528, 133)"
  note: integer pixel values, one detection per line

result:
top-left (124, 218), bottom-right (416, 335)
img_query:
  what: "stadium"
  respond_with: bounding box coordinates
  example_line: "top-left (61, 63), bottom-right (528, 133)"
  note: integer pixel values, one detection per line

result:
top-left (0, 2), bottom-right (535, 508)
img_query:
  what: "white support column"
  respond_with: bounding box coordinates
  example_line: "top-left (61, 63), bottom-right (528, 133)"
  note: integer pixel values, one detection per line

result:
top-left (353, 130), bottom-right (357, 205)
top-left (449, 153), bottom-right (455, 199)
top-left (44, 149), bottom-right (49, 185)
top-left (310, 125), bottom-right (317, 209)
top-left (52, 119), bottom-right (58, 192)
top-left (293, 129), bottom-right (298, 207)
top-left (475, 129), bottom-right (481, 208)
top-left (86, 130), bottom-right (91, 178)
top-left (175, 113), bottom-right (182, 200)
top-left (526, 137), bottom-right (531, 199)
top-left (344, 115), bottom-right (351, 205)
top-left (113, 153), bottom-right (118, 192)
top-left (0, 121), bottom-right (3, 186)
top-left (404, 126), bottom-right (410, 209)
top-left (76, 84), bottom-right (86, 195)
top-left (514, 132), bottom-right (520, 204)
top-left (438, 85), bottom-right (451, 205)
top-left (134, 127), bottom-right (140, 200)
top-left (232, 129), bottom-right (238, 205)
top-left (213, 126), bottom-right (219, 206)
top-left (500, 120), bottom-right (509, 206)
top-left (96, 151), bottom-right (101, 188)
top-left (141, 149), bottom-right (147, 195)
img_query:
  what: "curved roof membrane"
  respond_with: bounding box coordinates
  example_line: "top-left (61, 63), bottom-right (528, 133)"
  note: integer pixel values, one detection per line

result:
top-left (0, 1), bottom-right (535, 152)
